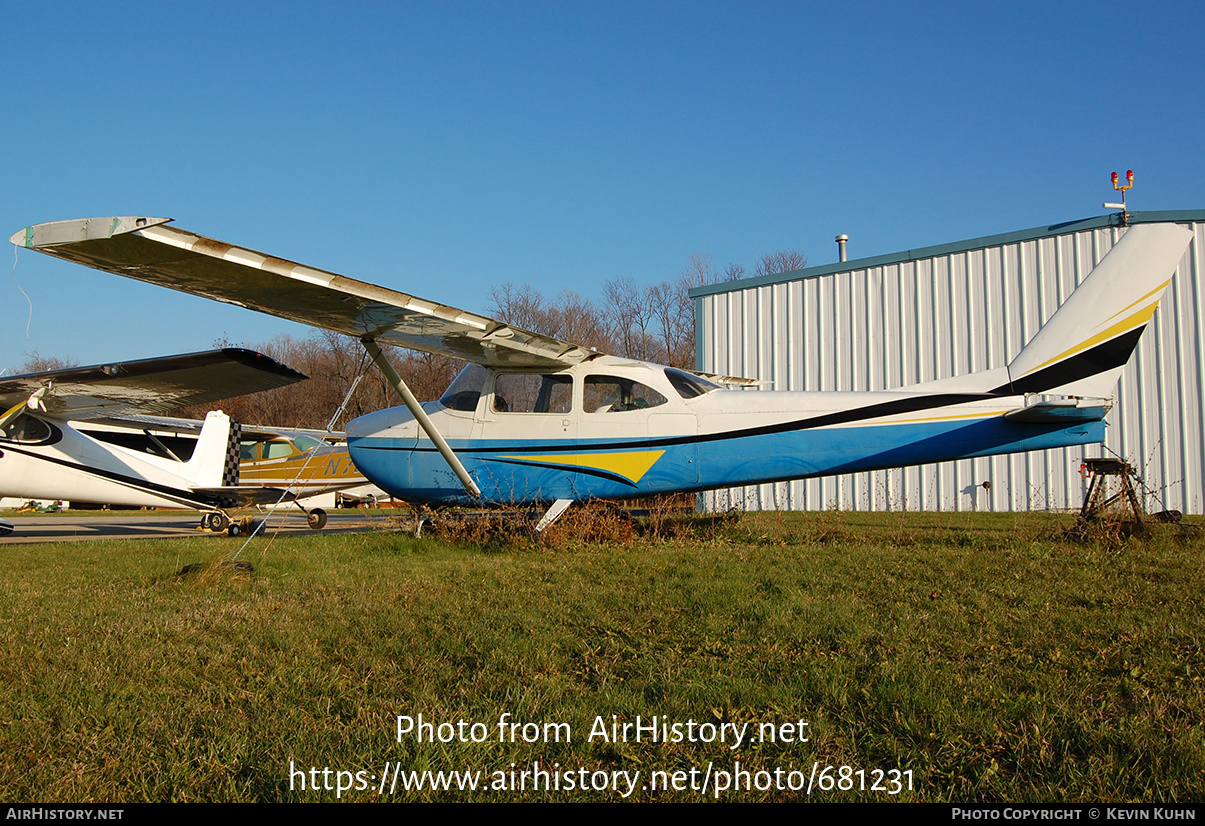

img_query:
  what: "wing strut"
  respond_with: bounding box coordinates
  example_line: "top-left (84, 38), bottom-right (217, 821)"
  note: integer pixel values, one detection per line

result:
top-left (360, 338), bottom-right (482, 499)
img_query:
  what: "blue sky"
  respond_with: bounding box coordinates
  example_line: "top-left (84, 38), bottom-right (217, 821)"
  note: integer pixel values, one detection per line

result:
top-left (3, 1), bottom-right (1202, 374)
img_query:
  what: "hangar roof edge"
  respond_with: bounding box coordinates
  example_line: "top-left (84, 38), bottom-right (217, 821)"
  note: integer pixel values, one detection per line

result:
top-left (689, 209), bottom-right (1205, 299)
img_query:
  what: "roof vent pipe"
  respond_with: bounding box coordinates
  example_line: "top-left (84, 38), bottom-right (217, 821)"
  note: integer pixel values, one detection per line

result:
top-left (835, 234), bottom-right (849, 263)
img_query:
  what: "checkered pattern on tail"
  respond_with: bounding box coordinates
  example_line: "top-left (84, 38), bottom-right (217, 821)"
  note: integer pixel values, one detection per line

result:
top-left (223, 420), bottom-right (241, 486)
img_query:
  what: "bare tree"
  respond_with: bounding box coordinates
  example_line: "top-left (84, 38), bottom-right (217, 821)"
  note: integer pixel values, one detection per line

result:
top-left (490, 283), bottom-right (613, 354)
top-left (487, 282), bottom-right (547, 331)
top-left (754, 250), bottom-right (808, 278)
top-left (722, 263), bottom-right (746, 281)
top-left (679, 251), bottom-right (716, 289)
top-left (542, 289), bottom-right (614, 352)
top-left (651, 252), bottom-right (751, 369)
top-left (603, 276), bottom-right (658, 361)
top-left (17, 351), bottom-right (79, 374)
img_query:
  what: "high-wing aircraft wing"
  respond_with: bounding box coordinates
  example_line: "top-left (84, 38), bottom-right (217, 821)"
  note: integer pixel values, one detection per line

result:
top-left (0, 348), bottom-right (307, 420)
top-left (11, 217), bottom-right (599, 369)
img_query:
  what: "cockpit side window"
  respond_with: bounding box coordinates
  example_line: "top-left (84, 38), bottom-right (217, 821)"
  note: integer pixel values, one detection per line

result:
top-left (584, 376), bottom-right (667, 413)
top-left (493, 373), bottom-right (573, 414)
top-left (665, 368), bottom-right (721, 399)
top-left (262, 440), bottom-right (295, 460)
top-left (440, 364), bottom-right (489, 412)
top-left (0, 414), bottom-right (53, 444)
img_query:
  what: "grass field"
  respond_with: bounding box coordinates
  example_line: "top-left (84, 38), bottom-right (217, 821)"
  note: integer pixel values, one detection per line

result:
top-left (0, 508), bottom-right (1201, 802)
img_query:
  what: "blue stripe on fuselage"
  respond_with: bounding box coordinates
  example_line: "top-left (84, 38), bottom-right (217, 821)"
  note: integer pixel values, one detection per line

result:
top-left (347, 412), bottom-right (1105, 504)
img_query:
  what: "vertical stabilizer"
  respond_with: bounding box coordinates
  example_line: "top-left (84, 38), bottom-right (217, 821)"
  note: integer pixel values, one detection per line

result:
top-left (1004, 222), bottom-right (1193, 397)
top-left (184, 410), bottom-right (234, 488)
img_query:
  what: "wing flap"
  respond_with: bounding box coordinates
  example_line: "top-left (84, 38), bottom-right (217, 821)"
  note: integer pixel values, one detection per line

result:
top-left (13, 217), bottom-right (599, 368)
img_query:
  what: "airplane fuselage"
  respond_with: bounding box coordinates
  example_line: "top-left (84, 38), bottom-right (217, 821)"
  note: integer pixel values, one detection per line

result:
top-left (346, 358), bottom-right (1107, 505)
top-left (0, 417), bottom-right (216, 509)
top-left (238, 435), bottom-right (369, 499)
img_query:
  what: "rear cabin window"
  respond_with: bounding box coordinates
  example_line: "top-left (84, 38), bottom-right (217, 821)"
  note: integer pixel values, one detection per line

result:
top-left (292, 435), bottom-right (325, 453)
top-left (493, 374), bottom-right (573, 414)
top-left (665, 368), bottom-right (721, 399)
top-left (583, 376), bottom-right (667, 413)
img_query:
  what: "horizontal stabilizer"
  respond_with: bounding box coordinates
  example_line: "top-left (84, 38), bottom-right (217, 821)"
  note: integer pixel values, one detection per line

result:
top-left (192, 486), bottom-right (300, 506)
top-left (1003, 399), bottom-right (1108, 423)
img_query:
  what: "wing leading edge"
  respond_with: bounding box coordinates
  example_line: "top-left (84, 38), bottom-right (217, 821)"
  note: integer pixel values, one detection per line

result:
top-left (11, 217), bottom-right (599, 369)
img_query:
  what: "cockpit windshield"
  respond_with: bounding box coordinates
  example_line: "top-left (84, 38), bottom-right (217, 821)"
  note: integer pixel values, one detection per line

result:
top-left (292, 434), bottom-right (326, 453)
top-left (0, 413), bottom-right (53, 444)
top-left (439, 363), bottom-right (489, 412)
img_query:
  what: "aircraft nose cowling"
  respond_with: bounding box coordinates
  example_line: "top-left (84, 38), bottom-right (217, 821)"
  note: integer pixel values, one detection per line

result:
top-left (346, 406), bottom-right (419, 499)
top-left (346, 405), bottom-right (418, 441)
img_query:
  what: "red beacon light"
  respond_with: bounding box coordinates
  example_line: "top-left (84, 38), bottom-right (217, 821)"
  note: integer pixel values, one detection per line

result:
top-left (1104, 169), bottom-right (1135, 225)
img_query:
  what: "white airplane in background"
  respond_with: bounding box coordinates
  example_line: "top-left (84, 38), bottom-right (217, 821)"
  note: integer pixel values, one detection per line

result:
top-left (76, 417), bottom-right (375, 520)
top-left (0, 348), bottom-right (318, 534)
top-left (10, 216), bottom-right (1193, 529)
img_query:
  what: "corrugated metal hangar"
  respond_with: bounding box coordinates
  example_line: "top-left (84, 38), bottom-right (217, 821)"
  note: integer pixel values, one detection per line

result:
top-left (691, 210), bottom-right (1205, 514)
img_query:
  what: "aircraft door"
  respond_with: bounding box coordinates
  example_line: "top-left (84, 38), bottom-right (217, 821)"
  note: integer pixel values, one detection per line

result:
top-left (579, 374), bottom-right (699, 492)
top-left (478, 373), bottom-right (577, 440)
top-left (474, 372), bottom-right (578, 501)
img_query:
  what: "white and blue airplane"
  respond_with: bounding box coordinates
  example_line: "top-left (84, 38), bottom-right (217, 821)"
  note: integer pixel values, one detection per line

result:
top-left (10, 217), bottom-right (1193, 527)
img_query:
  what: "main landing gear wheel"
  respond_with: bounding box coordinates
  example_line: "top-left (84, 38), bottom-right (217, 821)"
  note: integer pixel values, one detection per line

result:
top-left (201, 512), bottom-right (230, 532)
top-left (307, 508), bottom-right (328, 530)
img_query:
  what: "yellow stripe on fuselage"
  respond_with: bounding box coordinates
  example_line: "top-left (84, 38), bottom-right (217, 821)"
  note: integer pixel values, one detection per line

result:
top-left (860, 409), bottom-right (1008, 427)
top-left (497, 450), bottom-right (665, 484)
